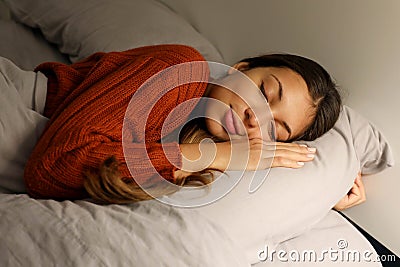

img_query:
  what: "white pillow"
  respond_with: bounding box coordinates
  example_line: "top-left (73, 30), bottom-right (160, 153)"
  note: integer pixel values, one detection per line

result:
top-left (0, 20), bottom-right (69, 70)
top-left (4, 0), bottom-right (224, 63)
top-left (195, 105), bottom-right (394, 264)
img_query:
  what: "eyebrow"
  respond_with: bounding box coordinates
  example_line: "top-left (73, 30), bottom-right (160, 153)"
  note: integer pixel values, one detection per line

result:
top-left (270, 74), bottom-right (292, 140)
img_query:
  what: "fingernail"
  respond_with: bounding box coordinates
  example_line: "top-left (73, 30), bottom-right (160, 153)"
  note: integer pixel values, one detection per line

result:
top-left (307, 153), bottom-right (315, 158)
top-left (297, 161), bottom-right (305, 166)
top-left (307, 147), bottom-right (316, 153)
top-left (299, 144), bottom-right (308, 147)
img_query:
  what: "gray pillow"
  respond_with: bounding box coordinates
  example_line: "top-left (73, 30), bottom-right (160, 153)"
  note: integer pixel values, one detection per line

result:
top-left (195, 105), bottom-right (394, 264)
top-left (4, 0), bottom-right (224, 63)
top-left (0, 56), bottom-right (48, 194)
top-left (0, 20), bottom-right (69, 70)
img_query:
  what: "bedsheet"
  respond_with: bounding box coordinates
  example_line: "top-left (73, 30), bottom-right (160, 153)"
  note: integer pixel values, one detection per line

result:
top-left (0, 193), bottom-right (250, 267)
top-left (252, 210), bottom-right (383, 266)
top-left (0, 190), bottom-right (384, 267)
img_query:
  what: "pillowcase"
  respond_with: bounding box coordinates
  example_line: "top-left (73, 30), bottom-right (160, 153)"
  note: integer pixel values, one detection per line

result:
top-left (0, 57), bottom-right (49, 194)
top-left (4, 0), bottom-right (224, 63)
top-left (194, 105), bottom-right (394, 264)
top-left (0, 20), bottom-right (69, 70)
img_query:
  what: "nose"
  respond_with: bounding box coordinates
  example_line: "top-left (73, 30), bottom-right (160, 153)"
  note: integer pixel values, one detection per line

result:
top-left (244, 107), bottom-right (258, 128)
top-left (244, 106), bottom-right (275, 140)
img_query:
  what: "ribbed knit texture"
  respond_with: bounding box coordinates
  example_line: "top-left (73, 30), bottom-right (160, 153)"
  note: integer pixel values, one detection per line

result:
top-left (24, 45), bottom-right (209, 200)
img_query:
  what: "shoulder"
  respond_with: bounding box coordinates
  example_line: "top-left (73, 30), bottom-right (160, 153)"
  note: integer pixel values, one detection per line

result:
top-left (153, 44), bottom-right (206, 62)
top-left (114, 44), bottom-right (206, 65)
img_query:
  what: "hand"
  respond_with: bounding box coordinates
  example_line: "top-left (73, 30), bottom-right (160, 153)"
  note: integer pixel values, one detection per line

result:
top-left (210, 139), bottom-right (316, 171)
top-left (334, 172), bottom-right (366, 211)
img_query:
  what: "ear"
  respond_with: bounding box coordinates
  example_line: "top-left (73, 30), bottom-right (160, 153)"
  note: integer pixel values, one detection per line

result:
top-left (227, 62), bottom-right (250, 74)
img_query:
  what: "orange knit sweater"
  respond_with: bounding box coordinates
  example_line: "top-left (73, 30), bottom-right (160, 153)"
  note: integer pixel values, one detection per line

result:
top-left (24, 45), bottom-right (209, 200)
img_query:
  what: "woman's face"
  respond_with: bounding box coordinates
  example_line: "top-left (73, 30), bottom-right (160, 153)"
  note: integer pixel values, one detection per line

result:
top-left (204, 63), bottom-right (315, 142)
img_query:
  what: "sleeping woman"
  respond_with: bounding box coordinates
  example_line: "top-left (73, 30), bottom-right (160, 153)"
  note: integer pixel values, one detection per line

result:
top-left (19, 44), bottom-right (364, 207)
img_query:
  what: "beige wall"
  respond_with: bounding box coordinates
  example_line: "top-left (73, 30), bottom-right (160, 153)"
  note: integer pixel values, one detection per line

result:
top-left (161, 0), bottom-right (400, 255)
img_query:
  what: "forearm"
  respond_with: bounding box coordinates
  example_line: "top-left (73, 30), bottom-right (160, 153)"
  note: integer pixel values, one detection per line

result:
top-left (176, 142), bottom-right (227, 179)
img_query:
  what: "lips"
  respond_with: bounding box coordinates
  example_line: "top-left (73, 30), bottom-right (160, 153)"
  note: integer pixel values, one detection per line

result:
top-left (223, 108), bottom-right (238, 135)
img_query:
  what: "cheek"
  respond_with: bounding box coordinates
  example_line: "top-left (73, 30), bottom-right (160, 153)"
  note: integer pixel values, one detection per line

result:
top-left (204, 87), bottom-right (233, 127)
top-left (275, 124), bottom-right (288, 141)
top-left (204, 118), bottom-right (228, 140)
top-left (209, 86), bottom-right (233, 104)
top-left (203, 95), bottom-right (227, 139)
top-left (208, 81), bottom-right (253, 108)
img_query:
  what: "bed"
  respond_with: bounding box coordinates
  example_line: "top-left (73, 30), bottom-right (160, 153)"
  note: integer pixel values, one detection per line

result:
top-left (0, 0), bottom-right (397, 266)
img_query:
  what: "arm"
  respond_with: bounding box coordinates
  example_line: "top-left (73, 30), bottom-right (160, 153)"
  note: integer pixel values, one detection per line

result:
top-left (35, 52), bottom-right (110, 118)
top-left (24, 126), bottom-right (182, 200)
top-left (177, 140), bottom-right (317, 179)
top-left (25, 45), bottom-right (209, 199)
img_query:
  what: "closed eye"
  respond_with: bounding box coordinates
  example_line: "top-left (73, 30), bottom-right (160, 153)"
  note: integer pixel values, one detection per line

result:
top-left (269, 121), bottom-right (276, 140)
top-left (260, 81), bottom-right (269, 102)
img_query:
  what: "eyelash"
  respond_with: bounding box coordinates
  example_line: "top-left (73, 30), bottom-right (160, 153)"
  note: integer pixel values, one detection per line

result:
top-left (260, 81), bottom-right (269, 102)
top-left (269, 121), bottom-right (276, 141)
top-left (260, 81), bottom-right (277, 140)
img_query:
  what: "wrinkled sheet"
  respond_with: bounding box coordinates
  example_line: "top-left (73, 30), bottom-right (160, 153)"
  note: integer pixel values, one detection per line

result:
top-left (0, 193), bottom-right (250, 267)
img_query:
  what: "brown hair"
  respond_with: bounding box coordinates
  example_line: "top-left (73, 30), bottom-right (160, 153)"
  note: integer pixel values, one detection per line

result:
top-left (239, 53), bottom-right (342, 141)
top-left (84, 118), bottom-right (221, 204)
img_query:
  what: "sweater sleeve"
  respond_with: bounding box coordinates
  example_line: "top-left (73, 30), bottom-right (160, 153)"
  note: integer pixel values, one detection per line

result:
top-left (35, 52), bottom-right (109, 118)
top-left (25, 45), bottom-right (209, 200)
top-left (24, 127), bottom-right (182, 200)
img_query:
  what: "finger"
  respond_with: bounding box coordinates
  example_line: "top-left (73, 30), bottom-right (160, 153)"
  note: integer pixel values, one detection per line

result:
top-left (270, 156), bottom-right (307, 169)
top-left (355, 176), bottom-right (366, 201)
top-left (277, 146), bottom-right (316, 155)
top-left (354, 174), bottom-right (363, 187)
top-left (342, 182), bottom-right (367, 209)
top-left (271, 149), bottom-right (316, 163)
top-left (260, 141), bottom-right (317, 154)
top-left (334, 201), bottom-right (346, 211)
top-left (347, 183), bottom-right (359, 196)
top-left (336, 199), bottom-right (350, 210)
top-left (347, 185), bottom-right (362, 203)
top-left (275, 142), bottom-right (317, 154)
top-left (334, 196), bottom-right (347, 209)
top-left (346, 182), bottom-right (368, 208)
top-left (354, 175), bottom-right (365, 193)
